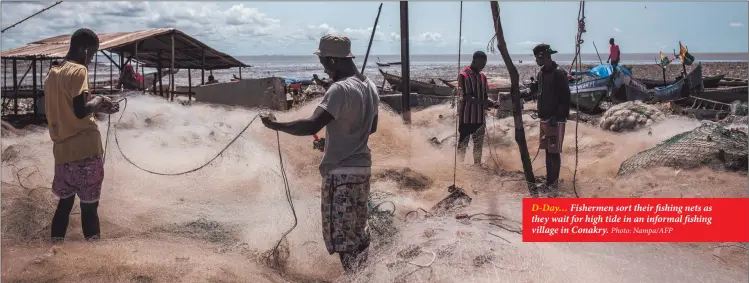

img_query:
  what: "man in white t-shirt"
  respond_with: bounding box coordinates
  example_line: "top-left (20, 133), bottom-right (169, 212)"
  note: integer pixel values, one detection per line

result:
top-left (261, 34), bottom-right (379, 273)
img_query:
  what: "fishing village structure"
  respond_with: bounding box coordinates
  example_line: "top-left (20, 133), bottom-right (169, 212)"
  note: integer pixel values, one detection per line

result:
top-left (0, 28), bottom-right (290, 126)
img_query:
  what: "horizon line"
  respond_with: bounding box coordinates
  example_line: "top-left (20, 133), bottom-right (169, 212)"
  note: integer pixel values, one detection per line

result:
top-left (234, 52), bottom-right (749, 57)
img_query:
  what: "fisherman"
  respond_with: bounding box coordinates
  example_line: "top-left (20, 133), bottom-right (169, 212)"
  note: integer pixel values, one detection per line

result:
top-left (117, 64), bottom-right (143, 90)
top-left (607, 38), bottom-right (621, 73)
top-left (205, 75), bottom-right (219, 85)
top-left (44, 28), bottom-right (119, 243)
top-left (531, 43), bottom-right (571, 196)
top-left (260, 35), bottom-right (379, 273)
top-left (456, 51), bottom-right (499, 165)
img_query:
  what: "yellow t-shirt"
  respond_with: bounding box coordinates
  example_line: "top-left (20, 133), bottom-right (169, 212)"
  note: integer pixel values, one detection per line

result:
top-left (44, 61), bottom-right (103, 164)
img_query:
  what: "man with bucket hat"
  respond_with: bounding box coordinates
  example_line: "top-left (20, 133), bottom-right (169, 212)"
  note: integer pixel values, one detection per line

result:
top-left (261, 34), bottom-right (379, 272)
top-left (530, 43), bottom-right (571, 197)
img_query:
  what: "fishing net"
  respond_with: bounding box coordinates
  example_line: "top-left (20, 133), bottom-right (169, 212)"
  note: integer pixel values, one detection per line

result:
top-left (599, 101), bottom-right (665, 132)
top-left (617, 121), bottom-right (748, 176)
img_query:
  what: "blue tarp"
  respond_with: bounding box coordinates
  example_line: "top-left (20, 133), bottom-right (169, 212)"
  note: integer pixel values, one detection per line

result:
top-left (284, 78), bottom-right (313, 84)
top-left (571, 64), bottom-right (632, 78)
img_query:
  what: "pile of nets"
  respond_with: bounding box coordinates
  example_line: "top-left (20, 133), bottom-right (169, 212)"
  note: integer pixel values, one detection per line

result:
top-left (600, 101), bottom-right (665, 132)
top-left (618, 121), bottom-right (748, 176)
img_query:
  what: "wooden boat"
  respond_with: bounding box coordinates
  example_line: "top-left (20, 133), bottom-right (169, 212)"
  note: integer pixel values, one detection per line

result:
top-left (718, 77), bottom-right (749, 87)
top-left (638, 73), bottom-right (723, 89)
top-left (671, 96), bottom-right (732, 121)
top-left (379, 69), bottom-right (453, 96)
top-left (375, 61), bottom-right (401, 67)
top-left (702, 74), bottom-right (725, 88)
top-left (651, 63), bottom-right (703, 102)
top-left (568, 76), bottom-right (609, 113)
top-left (612, 70), bottom-right (651, 102)
top-left (693, 86), bottom-right (748, 103)
top-left (379, 93), bottom-right (453, 113)
top-left (439, 77), bottom-right (525, 94)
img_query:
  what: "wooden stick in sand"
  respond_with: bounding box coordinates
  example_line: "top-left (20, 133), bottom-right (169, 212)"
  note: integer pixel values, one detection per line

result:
top-left (490, 1), bottom-right (538, 196)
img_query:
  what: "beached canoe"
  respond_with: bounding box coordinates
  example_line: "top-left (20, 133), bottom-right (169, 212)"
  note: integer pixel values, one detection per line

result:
top-left (568, 76), bottom-right (609, 113)
top-left (693, 86), bottom-right (748, 103)
top-left (671, 96), bottom-right (732, 121)
top-left (439, 77), bottom-right (521, 93)
top-left (702, 74), bottom-right (726, 88)
top-left (376, 62), bottom-right (402, 67)
top-left (718, 77), bottom-right (749, 87)
top-left (612, 70), bottom-right (651, 102)
top-left (651, 63), bottom-right (703, 102)
top-left (379, 69), bottom-right (454, 96)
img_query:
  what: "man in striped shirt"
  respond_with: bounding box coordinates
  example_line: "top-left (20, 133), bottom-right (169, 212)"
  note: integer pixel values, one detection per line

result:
top-left (457, 51), bottom-right (498, 165)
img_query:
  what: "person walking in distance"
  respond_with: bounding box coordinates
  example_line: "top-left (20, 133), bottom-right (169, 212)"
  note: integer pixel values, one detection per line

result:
top-left (531, 44), bottom-right (571, 196)
top-left (456, 51), bottom-right (499, 165)
top-left (260, 35), bottom-right (379, 273)
top-left (45, 28), bottom-right (119, 243)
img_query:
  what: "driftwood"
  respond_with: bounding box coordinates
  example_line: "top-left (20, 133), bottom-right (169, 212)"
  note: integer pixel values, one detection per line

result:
top-left (490, 2), bottom-right (537, 196)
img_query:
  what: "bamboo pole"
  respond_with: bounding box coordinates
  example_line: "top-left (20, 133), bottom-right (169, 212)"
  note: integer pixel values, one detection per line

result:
top-left (490, 1), bottom-right (537, 196)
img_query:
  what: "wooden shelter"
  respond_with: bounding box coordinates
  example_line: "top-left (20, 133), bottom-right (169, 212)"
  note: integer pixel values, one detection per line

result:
top-left (1, 28), bottom-right (248, 120)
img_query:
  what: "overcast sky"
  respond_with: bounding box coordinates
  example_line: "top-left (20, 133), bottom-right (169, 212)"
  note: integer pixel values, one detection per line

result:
top-left (1, 1), bottom-right (747, 56)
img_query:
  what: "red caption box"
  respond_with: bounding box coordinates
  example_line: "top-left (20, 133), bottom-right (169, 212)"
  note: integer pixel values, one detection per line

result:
top-left (522, 198), bottom-right (749, 242)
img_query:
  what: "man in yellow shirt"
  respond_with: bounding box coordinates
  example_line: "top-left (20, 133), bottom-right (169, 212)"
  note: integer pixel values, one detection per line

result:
top-left (45, 28), bottom-right (119, 243)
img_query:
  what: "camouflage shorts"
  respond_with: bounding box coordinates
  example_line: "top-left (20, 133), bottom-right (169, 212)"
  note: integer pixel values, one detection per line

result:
top-left (321, 167), bottom-right (371, 254)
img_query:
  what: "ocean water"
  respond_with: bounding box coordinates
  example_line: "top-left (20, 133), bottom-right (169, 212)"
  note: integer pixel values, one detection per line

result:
top-left (2, 53), bottom-right (746, 88)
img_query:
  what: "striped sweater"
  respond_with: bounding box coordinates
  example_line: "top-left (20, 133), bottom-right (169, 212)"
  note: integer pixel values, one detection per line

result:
top-left (458, 66), bottom-right (489, 124)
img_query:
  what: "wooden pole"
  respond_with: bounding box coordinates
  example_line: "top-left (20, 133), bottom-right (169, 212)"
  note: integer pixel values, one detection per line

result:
top-left (3, 59), bottom-right (7, 89)
top-left (188, 68), bottom-right (192, 101)
top-left (157, 51), bottom-right (164, 98)
top-left (490, 1), bottom-right (537, 196)
top-left (93, 54), bottom-right (98, 94)
top-left (201, 48), bottom-right (205, 85)
top-left (361, 3), bottom-right (383, 74)
top-left (110, 51), bottom-right (114, 91)
top-left (135, 41), bottom-right (144, 93)
top-left (12, 59), bottom-right (17, 115)
top-left (171, 32), bottom-right (175, 101)
top-left (239, 67), bottom-right (242, 79)
top-left (32, 58), bottom-right (37, 115)
top-left (399, 1), bottom-right (411, 124)
top-left (592, 41), bottom-right (603, 64)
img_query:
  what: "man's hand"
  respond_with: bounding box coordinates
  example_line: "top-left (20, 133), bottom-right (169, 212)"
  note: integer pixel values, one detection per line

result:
top-left (606, 59), bottom-right (610, 63)
top-left (97, 96), bottom-right (120, 114)
top-left (260, 113), bottom-right (279, 130)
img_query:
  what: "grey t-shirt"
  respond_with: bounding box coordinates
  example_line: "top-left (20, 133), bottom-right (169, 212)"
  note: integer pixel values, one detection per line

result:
top-left (317, 75), bottom-right (379, 176)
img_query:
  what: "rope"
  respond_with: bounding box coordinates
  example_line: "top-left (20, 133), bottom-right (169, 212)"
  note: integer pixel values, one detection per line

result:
top-left (1, 1), bottom-right (63, 33)
top-left (269, 129), bottom-right (297, 269)
top-left (104, 97), bottom-right (298, 268)
top-left (452, 1), bottom-right (463, 188)
top-left (571, 0), bottom-right (585, 198)
top-left (110, 97), bottom-right (260, 176)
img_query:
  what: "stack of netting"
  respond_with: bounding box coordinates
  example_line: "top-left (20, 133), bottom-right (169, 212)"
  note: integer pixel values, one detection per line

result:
top-left (618, 121), bottom-right (748, 176)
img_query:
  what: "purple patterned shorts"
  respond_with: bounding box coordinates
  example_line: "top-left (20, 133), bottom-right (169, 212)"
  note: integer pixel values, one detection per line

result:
top-left (52, 155), bottom-right (104, 203)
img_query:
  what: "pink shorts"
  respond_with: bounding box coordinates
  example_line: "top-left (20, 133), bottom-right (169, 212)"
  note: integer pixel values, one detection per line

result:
top-left (52, 156), bottom-right (104, 203)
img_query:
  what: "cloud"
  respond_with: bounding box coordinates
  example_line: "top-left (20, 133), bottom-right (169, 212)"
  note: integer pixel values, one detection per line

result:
top-left (517, 40), bottom-right (541, 46)
top-left (417, 32), bottom-right (444, 43)
top-left (342, 26), bottom-right (387, 42)
top-left (0, 2), bottom-right (282, 54)
top-left (614, 27), bottom-right (622, 33)
top-left (729, 22), bottom-right (744, 28)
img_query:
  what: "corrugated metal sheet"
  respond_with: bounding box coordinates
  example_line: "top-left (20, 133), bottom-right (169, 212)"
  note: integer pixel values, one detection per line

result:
top-left (1, 28), bottom-right (248, 70)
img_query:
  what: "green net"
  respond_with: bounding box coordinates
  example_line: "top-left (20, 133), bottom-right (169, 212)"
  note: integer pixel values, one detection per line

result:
top-left (617, 122), bottom-right (748, 176)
